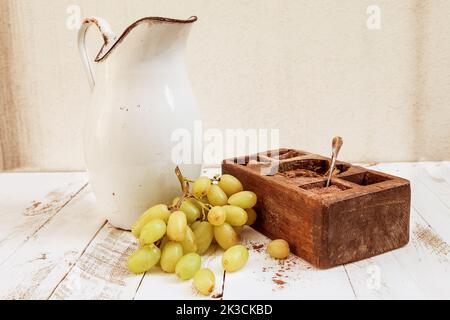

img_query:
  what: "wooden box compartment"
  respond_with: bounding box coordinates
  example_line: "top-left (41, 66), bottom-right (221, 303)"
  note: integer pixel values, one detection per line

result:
top-left (222, 149), bottom-right (411, 269)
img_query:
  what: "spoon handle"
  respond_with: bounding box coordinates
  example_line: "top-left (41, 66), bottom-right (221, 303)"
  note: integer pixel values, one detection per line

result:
top-left (326, 137), bottom-right (343, 187)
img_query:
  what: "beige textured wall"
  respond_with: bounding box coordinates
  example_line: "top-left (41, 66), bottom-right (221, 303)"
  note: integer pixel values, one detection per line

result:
top-left (1, 0), bottom-right (449, 171)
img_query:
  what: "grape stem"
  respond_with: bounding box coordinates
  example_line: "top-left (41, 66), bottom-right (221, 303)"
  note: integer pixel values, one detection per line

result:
top-left (172, 167), bottom-right (213, 221)
top-left (172, 166), bottom-right (190, 212)
top-left (175, 166), bottom-right (188, 193)
top-left (193, 199), bottom-right (212, 211)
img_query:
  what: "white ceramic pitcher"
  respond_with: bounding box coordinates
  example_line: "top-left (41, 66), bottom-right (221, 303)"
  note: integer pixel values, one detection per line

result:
top-left (78, 16), bottom-right (202, 230)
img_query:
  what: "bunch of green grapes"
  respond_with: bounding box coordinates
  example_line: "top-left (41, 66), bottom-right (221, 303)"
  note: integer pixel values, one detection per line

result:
top-left (127, 168), bottom-right (255, 296)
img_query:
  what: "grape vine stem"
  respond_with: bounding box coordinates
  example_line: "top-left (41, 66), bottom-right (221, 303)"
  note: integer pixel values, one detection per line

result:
top-left (172, 166), bottom-right (190, 212)
top-left (172, 166), bottom-right (215, 220)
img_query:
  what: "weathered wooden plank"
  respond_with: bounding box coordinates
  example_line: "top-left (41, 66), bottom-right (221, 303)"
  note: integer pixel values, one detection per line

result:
top-left (380, 163), bottom-right (450, 299)
top-left (417, 162), bottom-right (450, 208)
top-left (222, 226), bottom-right (356, 300)
top-left (134, 246), bottom-right (226, 300)
top-left (0, 172), bottom-right (88, 264)
top-left (428, 162), bottom-right (450, 193)
top-left (51, 166), bottom-right (224, 300)
top-left (50, 224), bottom-right (142, 300)
top-left (1, 163), bottom-right (448, 300)
top-left (344, 209), bottom-right (450, 299)
top-left (344, 254), bottom-right (425, 300)
top-left (0, 185), bottom-right (105, 300)
top-left (393, 209), bottom-right (450, 299)
top-left (343, 163), bottom-right (450, 299)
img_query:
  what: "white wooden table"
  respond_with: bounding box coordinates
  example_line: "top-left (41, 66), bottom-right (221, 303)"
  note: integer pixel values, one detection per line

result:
top-left (1, 162), bottom-right (450, 300)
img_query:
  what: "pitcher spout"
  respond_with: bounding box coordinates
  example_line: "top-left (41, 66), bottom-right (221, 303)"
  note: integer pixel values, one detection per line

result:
top-left (95, 16), bottom-right (198, 62)
top-left (78, 16), bottom-right (197, 89)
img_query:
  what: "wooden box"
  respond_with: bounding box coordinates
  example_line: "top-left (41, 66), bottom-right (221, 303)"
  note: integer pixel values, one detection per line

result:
top-left (222, 149), bottom-right (411, 269)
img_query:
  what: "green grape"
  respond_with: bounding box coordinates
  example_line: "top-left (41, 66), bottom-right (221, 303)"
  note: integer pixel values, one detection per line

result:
top-left (192, 177), bottom-right (212, 198)
top-left (228, 191), bottom-right (257, 209)
top-left (194, 222), bottom-right (214, 255)
top-left (127, 245), bottom-right (161, 274)
top-left (180, 199), bottom-right (201, 224)
top-left (190, 221), bottom-right (202, 231)
top-left (132, 204), bottom-right (171, 238)
top-left (181, 226), bottom-right (197, 254)
top-left (224, 205), bottom-right (248, 227)
top-left (214, 223), bottom-right (240, 250)
top-left (267, 239), bottom-right (290, 259)
top-left (139, 219), bottom-right (167, 246)
top-left (207, 185), bottom-right (228, 206)
top-left (222, 245), bottom-right (249, 272)
top-left (245, 208), bottom-right (257, 226)
top-left (218, 174), bottom-right (244, 197)
top-left (194, 269), bottom-right (216, 296)
top-left (167, 211), bottom-right (187, 242)
top-left (175, 253), bottom-right (202, 280)
top-left (207, 206), bottom-right (227, 226)
top-left (160, 241), bottom-right (184, 273)
top-left (172, 198), bottom-right (201, 224)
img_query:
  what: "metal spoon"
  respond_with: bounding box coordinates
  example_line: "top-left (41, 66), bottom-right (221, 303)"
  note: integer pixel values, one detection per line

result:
top-left (326, 136), bottom-right (344, 187)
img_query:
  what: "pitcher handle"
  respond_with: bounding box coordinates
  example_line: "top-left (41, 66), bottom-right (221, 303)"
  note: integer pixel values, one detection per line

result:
top-left (78, 17), bottom-right (116, 90)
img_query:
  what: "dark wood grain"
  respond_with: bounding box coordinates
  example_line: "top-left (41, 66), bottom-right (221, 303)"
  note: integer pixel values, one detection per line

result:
top-left (222, 149), bottom-right (411, 269)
